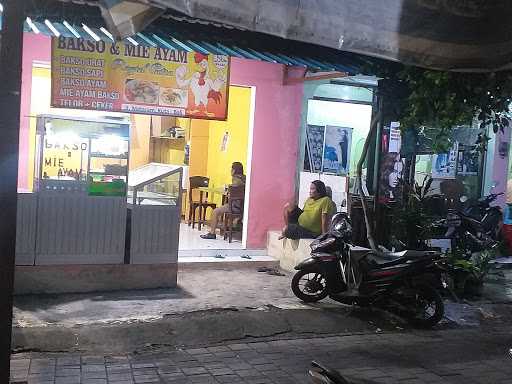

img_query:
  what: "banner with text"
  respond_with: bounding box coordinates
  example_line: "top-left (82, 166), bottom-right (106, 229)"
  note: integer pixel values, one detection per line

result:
top-left (51, 37), bottom-right (230, 120)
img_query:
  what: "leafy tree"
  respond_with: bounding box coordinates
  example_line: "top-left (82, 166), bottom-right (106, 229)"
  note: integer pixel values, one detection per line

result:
top-left (356, 62), bottom-right (512, 250)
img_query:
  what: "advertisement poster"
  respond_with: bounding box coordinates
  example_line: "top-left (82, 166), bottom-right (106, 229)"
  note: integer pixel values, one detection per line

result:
top-left (306, 125), bottom-right (325, 173)
top-left (51, 37), bottom-right (230, 119)
top-left (322, 126), bottom-right (353, 175)
top-left (458, 148), bottom-right (479, 176)
top-left (378, 152), bottom-right (404, 203)
top-left (432, 143), bottom-right (458, 179)
top-left (378, 125), bottom-right (404, 203)
top-left (388, 121), bottom-right (401, 153)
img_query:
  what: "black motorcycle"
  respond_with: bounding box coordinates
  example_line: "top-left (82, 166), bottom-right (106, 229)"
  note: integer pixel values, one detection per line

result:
top-left (291, 213), bottom-right (445, 328)
top-left (440, 192), bottom-right (502, 256)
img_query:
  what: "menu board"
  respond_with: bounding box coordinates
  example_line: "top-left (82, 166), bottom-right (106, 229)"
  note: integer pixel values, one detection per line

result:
top-left (51, 37), bottom-right (230, 120)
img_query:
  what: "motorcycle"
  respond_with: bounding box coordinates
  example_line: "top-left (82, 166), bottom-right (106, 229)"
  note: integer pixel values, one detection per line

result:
top-left (438, 192), bottom-right (503, 256)
top-left (291, 213), bottom-right (445, 328)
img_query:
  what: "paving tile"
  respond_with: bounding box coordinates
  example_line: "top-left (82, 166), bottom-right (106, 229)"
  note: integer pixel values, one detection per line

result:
top-left (182, 367), bottom-right (208, 376)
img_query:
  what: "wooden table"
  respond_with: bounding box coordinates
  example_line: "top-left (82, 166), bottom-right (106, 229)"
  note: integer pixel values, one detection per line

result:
top-left (196, 187), bottom-right (228, 230)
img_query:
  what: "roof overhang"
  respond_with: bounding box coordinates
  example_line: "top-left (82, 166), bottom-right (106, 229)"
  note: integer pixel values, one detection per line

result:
top-left (98, 0), bottom-right (512, 72)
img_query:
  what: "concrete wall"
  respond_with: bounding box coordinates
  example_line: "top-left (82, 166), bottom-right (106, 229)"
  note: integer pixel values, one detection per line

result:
top-left (230, 58), bottom-right (304, 248)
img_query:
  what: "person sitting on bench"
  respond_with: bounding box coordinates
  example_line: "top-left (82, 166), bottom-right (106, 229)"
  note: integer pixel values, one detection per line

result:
top-left (279, 180), bottom-right (335, 240)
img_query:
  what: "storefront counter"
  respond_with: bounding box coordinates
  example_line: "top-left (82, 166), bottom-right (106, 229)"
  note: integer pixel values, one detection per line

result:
top-left (126, 163), bottom-right (183, 264)
top-left (15, 189), bottom-right (127, 265)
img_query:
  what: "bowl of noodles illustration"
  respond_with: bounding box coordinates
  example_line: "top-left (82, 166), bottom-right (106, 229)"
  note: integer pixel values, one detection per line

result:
top-left (159, 87), bottom-right (188, 108)
top-left (124, 79), bottom-right (159, 104)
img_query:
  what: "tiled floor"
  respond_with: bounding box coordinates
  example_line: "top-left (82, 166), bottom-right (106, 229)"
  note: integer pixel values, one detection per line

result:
top-left (179, 223), bottom-right (243, 251)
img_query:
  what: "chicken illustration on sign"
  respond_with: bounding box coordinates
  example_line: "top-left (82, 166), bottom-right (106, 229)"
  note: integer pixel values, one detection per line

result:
top-left (176, 52), bottom-right (228, 117)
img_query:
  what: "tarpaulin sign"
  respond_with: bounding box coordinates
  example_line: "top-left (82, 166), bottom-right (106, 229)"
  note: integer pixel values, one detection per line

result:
top-left (51, 36), bottom-right (230, 120)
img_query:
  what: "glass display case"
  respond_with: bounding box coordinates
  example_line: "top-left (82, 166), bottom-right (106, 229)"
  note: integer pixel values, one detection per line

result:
top-left (35, 115), bottom-right (130, 196)
top-left (128, 163), bottom-right (184, 205)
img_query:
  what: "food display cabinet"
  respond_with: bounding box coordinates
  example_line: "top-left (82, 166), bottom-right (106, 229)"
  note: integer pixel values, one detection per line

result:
top-left (127, 163), bottom-right (183, 264)
top-left (19, 115), bottom-right (130, 265)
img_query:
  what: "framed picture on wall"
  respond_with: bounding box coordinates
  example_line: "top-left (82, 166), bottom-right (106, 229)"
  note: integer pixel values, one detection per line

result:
top-left (306, 125), bottom-right (325, 173)
top-left (322, 126), bottom-right (353, 175)
top-left (432, 142), bottom-right (459, 179)
top-left (458, 148), bottom-right (479, 176)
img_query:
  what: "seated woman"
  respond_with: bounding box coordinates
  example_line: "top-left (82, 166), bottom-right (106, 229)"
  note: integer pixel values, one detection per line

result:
top-left (200, 162), bottom-right (245, 240)
top-left (280, 180), bottom-right (336, 240)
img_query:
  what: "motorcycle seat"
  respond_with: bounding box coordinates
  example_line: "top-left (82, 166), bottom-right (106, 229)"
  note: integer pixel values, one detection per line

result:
top-left (384, 250), bottom-right (437, 259)
top-left (366, 250), bottom-right (439, 266)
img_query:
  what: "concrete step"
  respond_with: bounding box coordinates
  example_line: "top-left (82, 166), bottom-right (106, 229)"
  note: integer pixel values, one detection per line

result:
top-left (179, 255), bottom-right (279, 270)
top-left (178, 248), bottom-right (268, 258)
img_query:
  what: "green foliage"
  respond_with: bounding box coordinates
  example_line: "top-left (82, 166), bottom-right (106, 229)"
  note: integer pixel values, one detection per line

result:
top-left (446, 248), bottom-right (496, 282)
top-left (365, 61), bottom-right (512, 152)
top-left (389, 175), bottom-right (437, 249)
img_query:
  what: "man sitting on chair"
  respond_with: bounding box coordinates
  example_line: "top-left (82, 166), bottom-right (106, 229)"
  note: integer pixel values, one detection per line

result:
top-left (200, 162), bottom-right (246, 239)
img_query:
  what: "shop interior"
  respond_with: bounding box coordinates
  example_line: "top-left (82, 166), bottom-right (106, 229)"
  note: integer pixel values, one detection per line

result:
top-left (26, 63), bottom-right (252, 256)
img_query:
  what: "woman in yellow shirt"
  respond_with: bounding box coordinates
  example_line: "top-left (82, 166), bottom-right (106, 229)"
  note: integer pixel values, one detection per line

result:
top-left (279, 180), bottom-right (336, 240)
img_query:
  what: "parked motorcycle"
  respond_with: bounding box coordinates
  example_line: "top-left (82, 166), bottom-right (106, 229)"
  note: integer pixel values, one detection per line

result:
top-left (291, 213), bottom-right (445, 328)
top-left (438, 192), bottom-right (503, 256)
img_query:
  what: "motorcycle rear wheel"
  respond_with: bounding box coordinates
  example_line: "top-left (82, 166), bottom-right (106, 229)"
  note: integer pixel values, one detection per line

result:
top-left (291, 269), bottom-right (329, 303)
top-left (403, 285), bottom-right (444, 328)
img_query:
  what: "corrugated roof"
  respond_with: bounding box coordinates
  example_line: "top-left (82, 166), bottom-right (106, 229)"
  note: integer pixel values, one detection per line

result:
top-left (0, 1), bottom-right (370, 75)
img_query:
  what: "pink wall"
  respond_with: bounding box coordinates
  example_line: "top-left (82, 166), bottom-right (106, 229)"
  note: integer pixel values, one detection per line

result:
top-left (491, 127), bottom-right (510, 208)
top-left (19, 35), bottom-right (303, 248)
top-left (230, 58), bottom-right (303, 248)
top-left (18, 33), bottom-right (51, 190)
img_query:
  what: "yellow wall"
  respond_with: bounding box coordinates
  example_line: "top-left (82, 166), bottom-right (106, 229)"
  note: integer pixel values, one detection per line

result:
top-left (129, 115), bottom-right (151, 170)
top-left (206, 86), bottom-right (251, 207)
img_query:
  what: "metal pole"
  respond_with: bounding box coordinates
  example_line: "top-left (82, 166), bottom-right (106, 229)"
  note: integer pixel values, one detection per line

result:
top-left (0, 0), bottom-right (25, 380)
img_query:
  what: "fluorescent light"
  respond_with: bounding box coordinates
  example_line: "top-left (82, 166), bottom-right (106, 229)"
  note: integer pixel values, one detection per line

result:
top-left (126, 37), bottom-right (139, 46)
top-left (100, 27), bottom-right (114, 41)
top-left (82, 23), bottom-right (100, 42)
top-left (63, 20), bottom-right (81, 38)
top-left (0, 4), bottom-right (3, 13)
top-left (44, 19), bottom-right (60, 37)
top-left (26, 17), bottom-right (40, 34)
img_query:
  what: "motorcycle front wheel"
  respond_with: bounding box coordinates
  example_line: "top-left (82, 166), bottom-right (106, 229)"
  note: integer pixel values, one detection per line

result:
top-left (291, 269), bottom-right (329, 303)
top-left (394, 285), bottom-right (444, 328)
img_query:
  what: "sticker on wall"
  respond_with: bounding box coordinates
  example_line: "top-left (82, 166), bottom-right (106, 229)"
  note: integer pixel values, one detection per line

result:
top-left (220, 131), bottom-right (229, 152)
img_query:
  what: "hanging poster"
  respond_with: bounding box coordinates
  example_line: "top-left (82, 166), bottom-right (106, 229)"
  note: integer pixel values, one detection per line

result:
top-left (388, 121), bottom-right (401, 153)
top-left (378, 152), bottom-right (404, 203)
top-left (306, 125), bottom-right (325, 173)
top-left (51, 37), bottom-right (230, 120)
top-left (432, 143), bottom-right (459, 179)
top-left (322, 126), bottom-right (353, 175)
top-left (458, 148), bottom-right (479, 176)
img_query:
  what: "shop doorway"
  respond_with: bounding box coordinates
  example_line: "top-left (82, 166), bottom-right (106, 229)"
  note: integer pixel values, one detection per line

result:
top-left (181, 85), bottom-right (253, 254)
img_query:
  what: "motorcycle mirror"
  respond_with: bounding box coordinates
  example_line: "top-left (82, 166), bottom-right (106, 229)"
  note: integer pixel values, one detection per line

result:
top-left (460, 195), bottom-right (468, 203)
